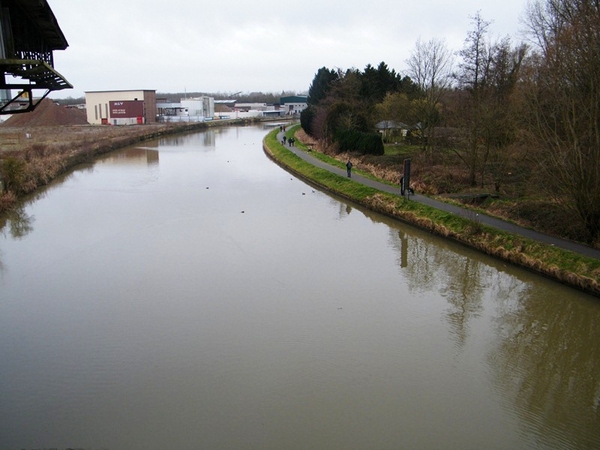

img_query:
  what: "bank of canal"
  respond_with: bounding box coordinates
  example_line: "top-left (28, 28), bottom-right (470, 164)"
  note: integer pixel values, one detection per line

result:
top-left (263, 126), bottom-right (600, 297)
top-left (2, 124), bottom-right (599, 449)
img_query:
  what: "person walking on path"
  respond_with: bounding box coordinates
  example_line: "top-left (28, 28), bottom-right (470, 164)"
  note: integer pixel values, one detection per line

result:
top-left (346, 160), bottom-right (353, 177)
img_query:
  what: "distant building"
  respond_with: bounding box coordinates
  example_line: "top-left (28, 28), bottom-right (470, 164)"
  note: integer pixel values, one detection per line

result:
top-left (280, 95), bottom-right (308, 115)
top-left (376, 120), bottom-right (412, 142)
top-left (181, 97), bottom-right (214, 120)
top-left (85, 90), bottom-right (157, 125)
top-left (234, 103), bottom-right (268, 112)
top-left (214, 99), bottom-right (236, 111)
top-left (156, 96), bottom-right (215, 123)
top-left (229, 102), bottom-right (283, 118)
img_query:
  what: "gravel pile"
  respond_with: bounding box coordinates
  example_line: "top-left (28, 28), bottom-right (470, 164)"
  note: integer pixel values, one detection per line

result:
top-left (1, 99), bottom-right (88, 127)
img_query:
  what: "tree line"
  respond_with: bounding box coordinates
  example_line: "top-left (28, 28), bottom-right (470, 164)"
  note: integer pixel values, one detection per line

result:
top-left (300, 0), bottom-right (600, 245)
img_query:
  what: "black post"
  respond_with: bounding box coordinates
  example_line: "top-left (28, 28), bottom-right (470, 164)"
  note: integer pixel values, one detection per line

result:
top-left (402, 158), bottom-right (411, 199)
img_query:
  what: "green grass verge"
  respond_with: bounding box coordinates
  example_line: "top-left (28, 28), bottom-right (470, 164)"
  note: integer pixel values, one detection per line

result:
top-left (282, 125), bottom-right (398, 186)
top-left (383, 143), bottom-right (418, 156)
top-left (265, 127), bottom-right (600, 296)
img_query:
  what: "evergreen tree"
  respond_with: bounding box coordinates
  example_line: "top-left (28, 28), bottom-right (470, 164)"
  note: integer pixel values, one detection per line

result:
top-left (308, 67), bottom-right (339, 106)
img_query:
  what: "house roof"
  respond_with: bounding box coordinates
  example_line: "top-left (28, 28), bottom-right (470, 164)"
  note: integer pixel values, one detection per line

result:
top-left (376, 120), bottom-right (412, 130)
top-left (280, 96), bottom-right (308, 104)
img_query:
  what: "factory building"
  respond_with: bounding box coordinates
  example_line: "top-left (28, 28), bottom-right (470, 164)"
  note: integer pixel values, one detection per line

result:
top-left (280, 95), bottom-right (308, 115)
top-left (156, 96), bottom-right (214, 123)
top-left (85, 90), bottom-right (157, 125)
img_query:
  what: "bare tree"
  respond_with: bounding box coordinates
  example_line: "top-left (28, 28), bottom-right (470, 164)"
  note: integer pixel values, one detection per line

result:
top-left (452, 12), bottom-right (527, 189)
top-left (525, 0), bottom-right (600, 243)
top-left (482, 38), bottom-right (528, 192)
top-left (407, 37), bottom-right (454, 153)
top-left (453, 12), bottom-right (494, 186)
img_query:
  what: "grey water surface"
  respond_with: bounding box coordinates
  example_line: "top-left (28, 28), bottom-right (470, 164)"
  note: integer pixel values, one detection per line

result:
top-left (1, 124), bottom-right (599, 450)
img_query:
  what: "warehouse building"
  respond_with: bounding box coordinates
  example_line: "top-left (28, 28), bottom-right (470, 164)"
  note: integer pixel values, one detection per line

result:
top-left (280, 95), bottom-right (308, 115)
top-left (156, 96), bottom-right (214, 123)
top-left (85, 90), bottom-right (157, 125)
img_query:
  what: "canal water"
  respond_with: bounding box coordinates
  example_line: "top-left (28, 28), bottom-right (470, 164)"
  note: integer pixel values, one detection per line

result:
top-left (0, 124), bottom-right (599, 450)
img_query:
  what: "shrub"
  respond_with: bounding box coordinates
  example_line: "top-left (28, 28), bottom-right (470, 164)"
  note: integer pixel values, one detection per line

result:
top-left (335, 129), bottom-right (360, 153)
top-left (0, 191), bottom-right (17, 211)
top-left (359, 132), bottom-right (384, 155)
top-left (335, 129), bottom-right (384, 155)
top-left (1, 157), bottom-right (26, 194)
top-left (300, 106), bottom-right (315, 137)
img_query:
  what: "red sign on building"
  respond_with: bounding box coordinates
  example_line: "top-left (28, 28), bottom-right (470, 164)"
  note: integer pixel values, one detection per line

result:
top-left (109, 100), bottom-right (144, 118)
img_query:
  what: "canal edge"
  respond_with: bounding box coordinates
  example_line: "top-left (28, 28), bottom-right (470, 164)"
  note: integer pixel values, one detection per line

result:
top-left (262, 133), bottom-right (600, 298)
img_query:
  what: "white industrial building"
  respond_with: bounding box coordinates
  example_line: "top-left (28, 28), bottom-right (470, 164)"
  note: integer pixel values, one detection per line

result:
top-left (85, 90), bottom-right (157, 125)
top-left (213, 101), bottom-right (283, 119)
top-left (156, 96), bottom-right (215, 123)
top-left (280, 95), bottom-right (308, 115)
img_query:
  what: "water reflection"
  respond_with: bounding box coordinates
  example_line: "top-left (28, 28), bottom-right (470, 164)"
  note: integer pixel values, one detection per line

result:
top-left (0, 147), bottom-right (159, 269)
top-left (155, 125), bottom-right (260, 148)
top-left (158, 129), bottom-right (216, 148)
top-left (399, 231), bottom-right (408, 268)
top-left (0, 205), bottom-right (34, 240)
top-left (98, 147), bottom-right (159, 166)
top-left (348, 199), bottom-right (600, 447)
top-left (490, 289), bottom-right (600, 449)
top-left (334, 201), bottom-right (353, 220)
top-left (1, 125), bottom-right (599, 449)
top-left (0, 203), bottom-right (35, 279)
top-left (384, 215), bottom-right (487, 347)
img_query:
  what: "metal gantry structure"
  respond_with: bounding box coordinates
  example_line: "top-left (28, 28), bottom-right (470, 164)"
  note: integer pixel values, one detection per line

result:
top-left (0, 0), bottom-right (71, 114)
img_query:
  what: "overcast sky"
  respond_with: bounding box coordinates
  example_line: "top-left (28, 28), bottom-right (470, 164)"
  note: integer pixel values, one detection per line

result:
top-left (47, 0), bottom-right (530, 99)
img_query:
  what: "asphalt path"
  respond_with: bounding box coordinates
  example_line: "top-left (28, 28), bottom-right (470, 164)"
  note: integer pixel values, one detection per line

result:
top-left (275, 131), bottom-right (600, 260)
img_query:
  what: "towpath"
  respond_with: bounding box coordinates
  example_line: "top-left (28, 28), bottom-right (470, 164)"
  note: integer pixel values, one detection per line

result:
top-left (275, 130), bottom-right (600, 260)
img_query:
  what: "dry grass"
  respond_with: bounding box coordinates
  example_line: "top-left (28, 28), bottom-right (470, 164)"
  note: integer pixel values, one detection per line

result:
top-left (1, 123), bottom-right (180, 153)
top-left (294, 131), bottom-right (598, 247)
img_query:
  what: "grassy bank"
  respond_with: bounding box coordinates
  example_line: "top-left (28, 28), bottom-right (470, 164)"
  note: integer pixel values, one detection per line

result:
top-left (264, 127), bottom-right (600, 297)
